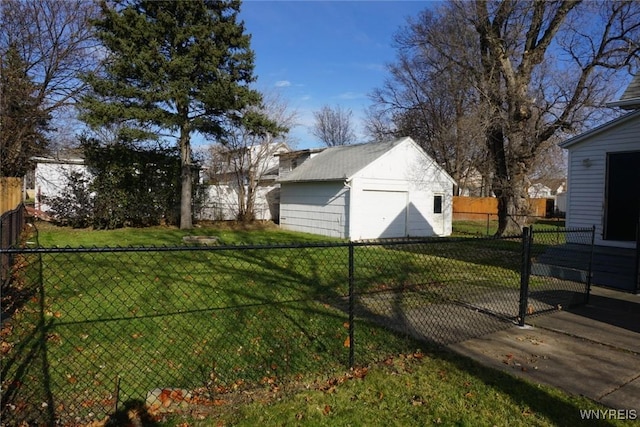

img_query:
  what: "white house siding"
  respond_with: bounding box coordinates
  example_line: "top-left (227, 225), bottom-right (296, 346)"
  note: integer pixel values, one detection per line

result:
top-left (279, 182), bottom-right (348, 238)
top-left (564, 114), bottom-right (640, 248)
top-left (199, 184), bottom-right (279, 221)
top-left (34, 160), bottom-right (90, 214)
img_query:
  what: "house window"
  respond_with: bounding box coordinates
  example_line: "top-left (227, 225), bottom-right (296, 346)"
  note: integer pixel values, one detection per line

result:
top-left (433, 195), bottom-right (443, 214)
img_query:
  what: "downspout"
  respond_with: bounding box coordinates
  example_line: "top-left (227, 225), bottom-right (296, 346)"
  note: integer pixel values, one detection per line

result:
top-left (344, 178), bottom-right (352, 240)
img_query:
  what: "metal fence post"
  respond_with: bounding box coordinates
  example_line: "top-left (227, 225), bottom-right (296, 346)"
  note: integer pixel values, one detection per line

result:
top-left (348, 242), bottom-right (355, 369)
top-left (486, 213), bottom-right (490, 236)
top-left (518, 226), bottom-right (532, 327)
top-left (586, 225), bottom-right (596, 303)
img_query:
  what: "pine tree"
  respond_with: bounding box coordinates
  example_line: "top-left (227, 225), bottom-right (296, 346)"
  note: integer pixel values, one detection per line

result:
top-left (0, 44), bottom-right (50, 177)
top-left (80, 0), bottom-right (270, 229)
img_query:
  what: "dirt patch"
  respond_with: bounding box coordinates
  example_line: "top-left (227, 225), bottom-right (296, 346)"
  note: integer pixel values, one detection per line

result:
top-left (195, 220), bottom-right (278, 231)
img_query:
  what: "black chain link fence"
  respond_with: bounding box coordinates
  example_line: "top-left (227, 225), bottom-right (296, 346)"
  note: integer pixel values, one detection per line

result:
top-left (1, 204), bottom-right (26, 283)
top-left (1, 226), bottom-right (594, 425)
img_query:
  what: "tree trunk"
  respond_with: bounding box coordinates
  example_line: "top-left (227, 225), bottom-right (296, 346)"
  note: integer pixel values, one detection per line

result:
top-left (494, 158), bottom-right (530, 236)
top-left (495, 185), bottom-right (528, 236)
top-left (486, 124), bottom-right (525, 236)
top-left (179, 129), bottom-right (193, 229)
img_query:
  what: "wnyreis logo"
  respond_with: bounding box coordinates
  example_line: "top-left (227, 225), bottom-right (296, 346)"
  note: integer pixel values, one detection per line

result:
top-left (580, 409), bottom-right (637, 420)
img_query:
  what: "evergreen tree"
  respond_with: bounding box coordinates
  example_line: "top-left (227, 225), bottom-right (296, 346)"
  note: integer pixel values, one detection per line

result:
top-left (0, 44), bottom-right (50, 177)
top-left (80, 0), bottom-right (271, 229)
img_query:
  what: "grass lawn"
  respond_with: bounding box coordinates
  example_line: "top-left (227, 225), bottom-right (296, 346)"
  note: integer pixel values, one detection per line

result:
top-left (2, 221), bottom-right (612, 426)
top-left (452, 218), bottom-right (565, 237)
top-left (161, 350), bottom-right (626, 427)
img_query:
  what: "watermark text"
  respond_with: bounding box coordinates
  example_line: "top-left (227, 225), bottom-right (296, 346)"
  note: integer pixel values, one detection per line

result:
top-left (580, 409), bottom-right (637, 420)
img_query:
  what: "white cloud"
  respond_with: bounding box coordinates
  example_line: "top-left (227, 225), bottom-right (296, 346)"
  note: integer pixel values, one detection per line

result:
top-left (337, 91), bottom-right (365, 100)
top-left (275, 80), bottom-right (291, 87)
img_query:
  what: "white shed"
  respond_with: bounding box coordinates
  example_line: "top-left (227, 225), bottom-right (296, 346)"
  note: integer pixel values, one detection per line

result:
top-left (559, 109), bottom-right (640, 249)
top-left (278, 137), bottom-right (455, 240)
top-left (32, 156), bottom-right (90, 215)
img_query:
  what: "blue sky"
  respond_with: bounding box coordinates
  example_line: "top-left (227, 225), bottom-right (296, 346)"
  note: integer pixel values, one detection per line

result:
top-left (239, 1), bottom-right (439, 149)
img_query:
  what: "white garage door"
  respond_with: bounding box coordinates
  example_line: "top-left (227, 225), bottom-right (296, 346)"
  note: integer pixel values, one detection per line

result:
top-left (360, 190), bottom-right (408, 239)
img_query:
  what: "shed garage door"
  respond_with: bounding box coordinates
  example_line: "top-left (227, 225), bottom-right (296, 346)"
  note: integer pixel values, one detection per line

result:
top-left (360, 190), bottom-right (408, 239)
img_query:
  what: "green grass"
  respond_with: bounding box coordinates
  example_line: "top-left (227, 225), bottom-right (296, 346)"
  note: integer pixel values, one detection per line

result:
top-left (31, 220), bottom-right (338, 247)
top-left (452, 218), bottom-right (565, 237)
top-left (160, 349), bottom-right (629, 427)
top-left (2, 220), bottom-right (606, 426)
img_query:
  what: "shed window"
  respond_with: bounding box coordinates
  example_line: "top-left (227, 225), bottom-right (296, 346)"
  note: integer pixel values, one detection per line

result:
top-left (433, 195), bottom-right (443, 214)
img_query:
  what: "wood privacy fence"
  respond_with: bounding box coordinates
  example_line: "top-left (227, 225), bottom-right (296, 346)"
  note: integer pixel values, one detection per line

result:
top-left (453, 196), bottom-right (549, 220)
top-left (1, 177), bottom-right (23, 215)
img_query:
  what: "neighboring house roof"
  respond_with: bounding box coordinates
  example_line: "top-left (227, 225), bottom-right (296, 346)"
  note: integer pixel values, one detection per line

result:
top-left (607, 74), bottom-right (640, 109)
top-left (530, 178), bottom-right (565, 195)
top-left (32, 156), bottom-right (85, 165)
top-left (276, 147), bottom-right (325, 159)
top-left (279, 137), bottom-right (417, 183)
top-left (559, 109), bottom-right (640, 149)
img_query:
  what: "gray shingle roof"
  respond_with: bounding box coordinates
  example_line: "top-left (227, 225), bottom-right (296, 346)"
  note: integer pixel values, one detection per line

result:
top-left (278, 137), bottom-right (410, 182)
top-left (608, 74), bottom-right (640, 109)
top-left (621, 74), bottom-right (640, 101)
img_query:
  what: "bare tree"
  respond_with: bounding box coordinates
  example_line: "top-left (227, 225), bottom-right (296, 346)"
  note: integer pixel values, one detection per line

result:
top-left (0, 0), bottom-right (100, 122)
top-left (366, 10), bottom-right (487, 195)
top-left (471, 0), bottom-right (640, 234)
top-left (206, 92), bottom-right (296, 222)
top-left (373, 0), bottom-right (640, 234)
top-left (311, 105), bottom-right (357, 146)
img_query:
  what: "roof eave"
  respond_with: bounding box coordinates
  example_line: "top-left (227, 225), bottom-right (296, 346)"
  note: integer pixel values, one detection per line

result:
top-left (278, 177), bottom-right (346, 184)
top-left (605, 99), bottom-right (640, 110)
top-left (559, 109), bottom-right (640, 149)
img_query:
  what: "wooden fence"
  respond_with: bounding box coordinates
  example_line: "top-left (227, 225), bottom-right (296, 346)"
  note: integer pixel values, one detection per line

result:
top-left (1, 177), bottom-right (23, 215)
top-left (1, 178), bottom-right (26, 281)
top-left (453, 196), bottom-right (550, 220)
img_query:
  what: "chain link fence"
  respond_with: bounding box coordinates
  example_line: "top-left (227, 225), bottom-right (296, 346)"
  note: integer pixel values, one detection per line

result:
top-left (1, 204), bottom-right (26, 282)
top-left (1, 226), bottom-right (594, 425)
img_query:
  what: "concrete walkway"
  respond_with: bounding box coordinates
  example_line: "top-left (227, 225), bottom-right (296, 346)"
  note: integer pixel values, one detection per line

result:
top-left (449, 286), bottom-right (640, 411)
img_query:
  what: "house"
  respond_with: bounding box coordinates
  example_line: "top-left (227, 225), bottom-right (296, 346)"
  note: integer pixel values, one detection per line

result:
top-left (278, 137), bottom-right (456, 240)
top-left (559, 74), bottom-right (639, 292)
top-left (199, 142), bottom-right (290, 221)
top-left (559, 75), bottom-right (640, 249)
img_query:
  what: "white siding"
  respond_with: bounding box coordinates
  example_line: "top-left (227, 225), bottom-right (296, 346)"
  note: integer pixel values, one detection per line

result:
top-left (279, 182), bottom-right (348, 238)
top-left (565, 117), bottom-right (640, 248)
top-left (34, 161), bottom-right (91, 213)
top-left (199, 184), bottom-right (279, 221)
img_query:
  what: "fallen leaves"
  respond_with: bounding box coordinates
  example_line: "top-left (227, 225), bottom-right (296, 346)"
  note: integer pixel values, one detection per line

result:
top-left (146, 387), bottom-right (227, 415)
top-left (318, 366), bottom-right (369, 394)
top-left (1, 341), bottom-right (13, 354)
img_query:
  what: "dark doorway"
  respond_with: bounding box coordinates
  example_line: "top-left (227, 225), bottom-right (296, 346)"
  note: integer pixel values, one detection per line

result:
top-left (604, 151), bottom-right (640, 241)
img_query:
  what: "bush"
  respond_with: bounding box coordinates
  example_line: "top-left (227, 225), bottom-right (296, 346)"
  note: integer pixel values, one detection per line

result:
top-left (84, 141), bottom-right (182, 228)
top-left (44, 170), bottom-right (94, 228)
top-left (45, 140), bottom-right (185, 229)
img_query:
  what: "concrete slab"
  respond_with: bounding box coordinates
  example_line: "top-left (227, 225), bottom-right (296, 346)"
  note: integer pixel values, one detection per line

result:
top-left (530, 311), bottom-right (640, 355)
top-left (600, 376), bottom-right (640, 412)
top-left (449, 286), bottom-right (640, 412)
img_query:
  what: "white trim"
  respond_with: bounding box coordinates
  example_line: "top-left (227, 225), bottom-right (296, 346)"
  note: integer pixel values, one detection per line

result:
top-left (559, 110), bottom-right (640, 149)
